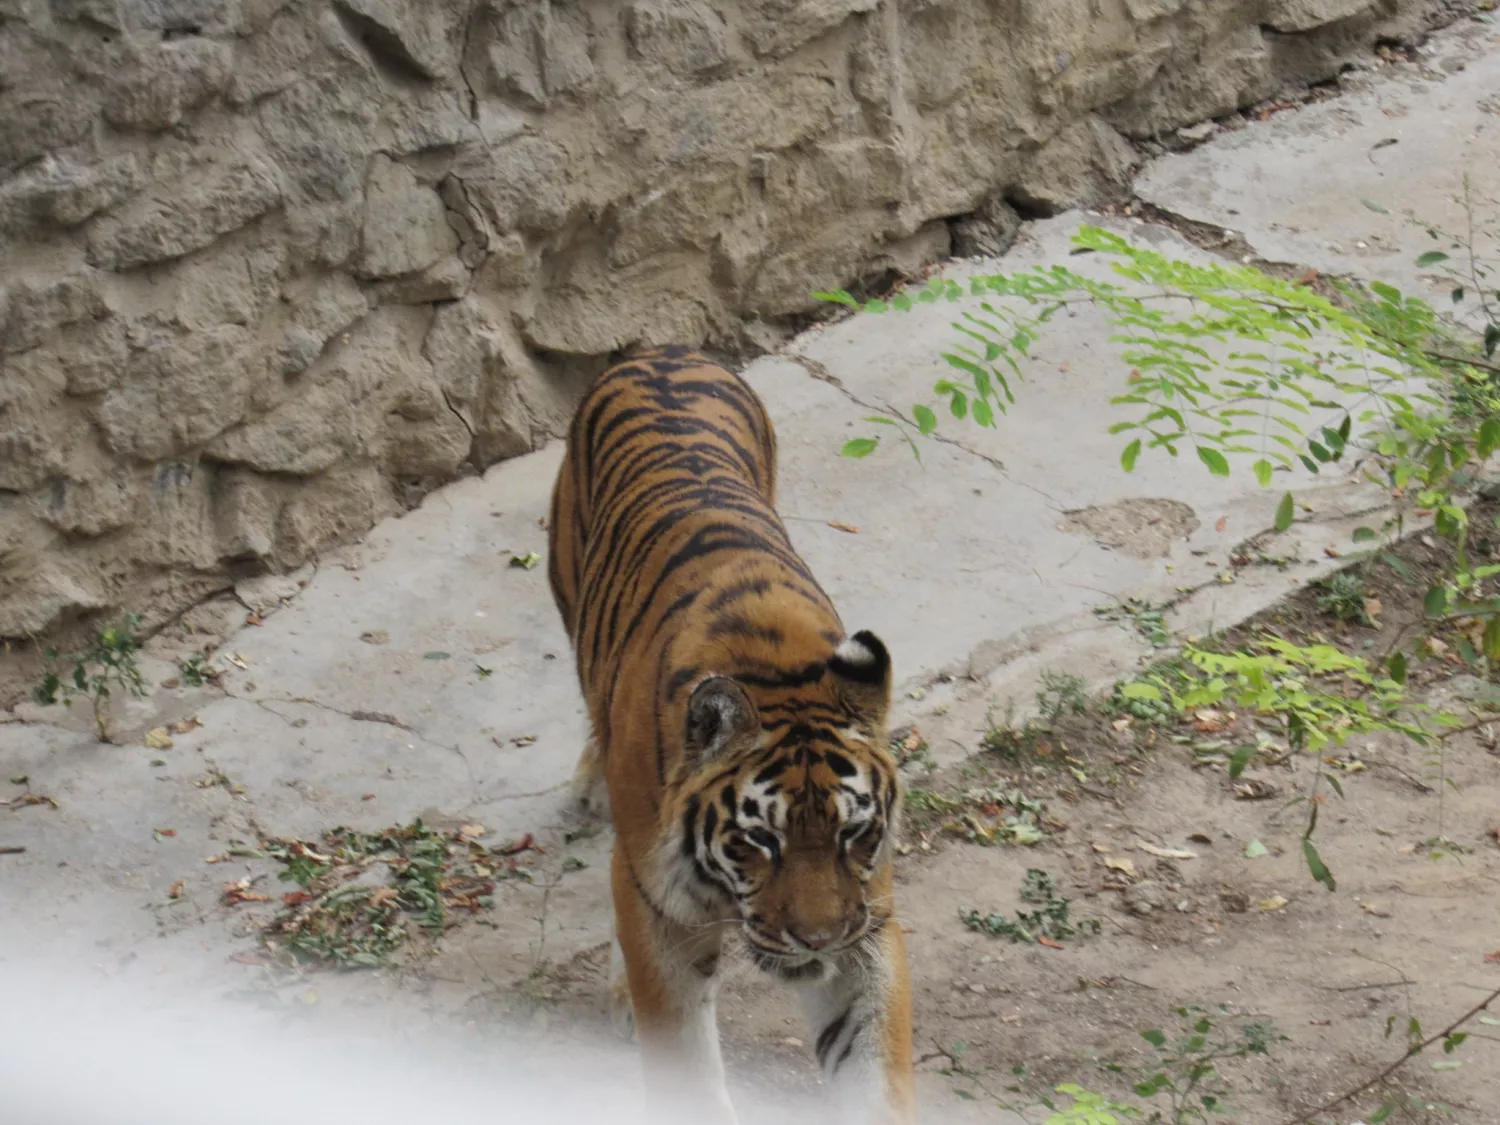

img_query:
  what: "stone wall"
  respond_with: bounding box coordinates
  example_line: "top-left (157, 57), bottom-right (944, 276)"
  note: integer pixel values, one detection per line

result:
top-left (0, 0), bottom-right (1445, 651)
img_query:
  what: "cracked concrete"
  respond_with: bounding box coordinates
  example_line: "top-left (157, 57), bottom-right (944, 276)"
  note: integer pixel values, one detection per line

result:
top-left (3, 17), bottom-right (1498, 1123)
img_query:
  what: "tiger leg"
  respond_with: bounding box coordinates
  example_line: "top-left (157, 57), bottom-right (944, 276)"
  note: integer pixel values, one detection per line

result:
top-left (610, 848), bottom-right (737, 1124)
top-left (569, 731), bottom-right (611, 821)
top-left (797, 918), bottom-right (915, 1124)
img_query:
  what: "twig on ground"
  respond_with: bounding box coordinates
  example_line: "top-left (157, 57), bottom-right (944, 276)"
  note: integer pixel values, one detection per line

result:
top-left (1276, 984), bottom-right (1500, 1125)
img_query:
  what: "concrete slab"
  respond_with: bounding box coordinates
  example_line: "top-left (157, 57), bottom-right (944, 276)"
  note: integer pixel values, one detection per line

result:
top-left (1137, 21), bottom-right (1500, 332)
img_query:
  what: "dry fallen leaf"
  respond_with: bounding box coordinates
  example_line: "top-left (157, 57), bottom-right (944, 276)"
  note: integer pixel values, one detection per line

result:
top-left (1037, 937), bottom-right (1066, 950)
top-left (369, 885), bottom-right (400, 907)
top-left (1233, 779), bottom-right (1280, 800)
top-left (361, 630), bottom-right (390, 645)
top-left (1104, 857), bottom-right (1137, 878)
top-left (282, 890), bottom-right (312, 907)
top-left (245, 611), bottom-right (263, 626)
top-left (1192, 709), bottom-right (1230, 733)
top-left (1359, 900), bottom-right (1392, 918)
top-left (1363, 596), bottom-right (1383, 622)
top-left (828, 521), bottom-right (860, 534)
top-left (1111, 717), bottom-right (1131, 731)
top-left (458, 823), bottom-right (486, 839)
top-left (1091, 842), bottom-right (1109, 854)
top-left (144, 727), bottom-right (173, 750)
top-left (167, 880), bottom-right (184, 899)
top-left (1485, 950), bottom-right (1500, 965)
top-left (1137, 840), bottom-right (1197, 860)
top-left (1324, 547), bottom-right (1343, 559)
top-left (1256, 894), bottom-right (1289, 912)
top-left (1215, 516), bottom-right (1227, 533)
top-left (170, 716), bottom-right (204, 735)
top-left (222, 879), bottom-right (270, 905)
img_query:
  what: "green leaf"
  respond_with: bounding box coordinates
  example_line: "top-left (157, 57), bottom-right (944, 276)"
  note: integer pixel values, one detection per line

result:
top-left (1485, 324), bottom-right (1499, 359)
top-left (950, 391), bottom-right (969, 420)
top-left (1196, 447), bottom-right (1230, 477)
top-left (972, 398), bottom-right (996, 428)
top-left (1370, 281), bottom-right (1401, 304)
top-left (1253, 458), bottom-right (1273, 488)
top-left (1303, 839), bottom-right (1336, 891)
top-left (811, 289), bottom-right (859, 309)
top-left (912, 405), bottom-right (938, 435)
top-left (1484, 617), bottom-right (1500, 662)
top-left (1416, 251), bottom-right (1450, 268)
top-left (1370, 1096), bottom-right (1397, 1124)
top-left (1140, 1029), bottom-right (1167, 1048)
top-left (1424, 585), bottom-right (1450, 617)
top-left (423, 651), bottom-right (451, 661)
top-left (1121, 439), bottom-right (1142, 473)
top-left (1275, 492), bottom-right (1295, 532)
top-left (1352, 527), bottom-right (1378, 543)
top-left (1243, 839), bottom-right (1269, 859)
top-left (1308, 440), bottom-right (1333, 463)
top-left (1389, 652), bottom-right (1407, 685)
top-left (841, 438), bottom-right (879, 459)
top-left (1228, 744), bottom-right (1256, 779)
top-left (1119, 681), bottom-right (1162, 701)
top-left (1361, 199), bottom-right (1389, 213)
top-left (1452, 286), bottom-right (1466, 305)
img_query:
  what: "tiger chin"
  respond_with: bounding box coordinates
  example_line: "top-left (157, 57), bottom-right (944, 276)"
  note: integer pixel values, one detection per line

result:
top-left (547, 346), bottom-right (915, 1125)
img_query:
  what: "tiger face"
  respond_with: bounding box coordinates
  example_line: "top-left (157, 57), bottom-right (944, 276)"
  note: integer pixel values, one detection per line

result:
top-left (660, 632), bottom-right (899, 980)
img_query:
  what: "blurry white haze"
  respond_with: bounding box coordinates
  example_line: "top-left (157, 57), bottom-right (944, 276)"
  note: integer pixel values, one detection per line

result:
top-left (0, 959), bottom-right (822, 1125)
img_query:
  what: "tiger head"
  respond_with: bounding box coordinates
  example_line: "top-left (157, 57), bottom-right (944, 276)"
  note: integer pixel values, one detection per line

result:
top-left (662, 631), bottom-right (899, 979)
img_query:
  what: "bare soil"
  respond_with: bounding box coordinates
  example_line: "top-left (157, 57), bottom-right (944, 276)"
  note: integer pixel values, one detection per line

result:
top-left (200, 512), bottom-right (1500, 1125)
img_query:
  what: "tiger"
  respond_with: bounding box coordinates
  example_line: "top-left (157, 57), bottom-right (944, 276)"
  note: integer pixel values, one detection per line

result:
top-left (546, 346), bottom-right (914, 1125)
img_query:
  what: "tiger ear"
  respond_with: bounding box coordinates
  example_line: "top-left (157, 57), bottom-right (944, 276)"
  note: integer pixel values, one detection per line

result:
top-left (685, 677), bottom-right (760, 762)
top-left (829, 630), bottom-right (892, 730)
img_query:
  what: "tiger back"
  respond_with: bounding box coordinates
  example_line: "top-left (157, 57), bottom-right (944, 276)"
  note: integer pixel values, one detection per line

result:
top-left (546, 347), bottom-right (914, 1125)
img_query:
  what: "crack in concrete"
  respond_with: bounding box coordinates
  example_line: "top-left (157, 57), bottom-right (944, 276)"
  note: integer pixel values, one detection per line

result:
top-left (224, 689), bottom-right (478, 788)
top-left (780, 351), bottom-right (1066, 510)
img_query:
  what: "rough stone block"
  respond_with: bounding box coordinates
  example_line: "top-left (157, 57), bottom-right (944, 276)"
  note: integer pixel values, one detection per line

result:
top-left (117, 0), bottom-right (242, 34)
top-left (625, 0), bottom-right (732, 76)
top-left (1266, 0), bottom-right (1374, 32)
top-left (0, 154), bottom-right (144, 233)
top-left (275, 462), bottom-right (395, 564)
top-left (36, 468), bottom-right (142, 537)
top-left (256, 76), bottom-right (375, 204)
top-left (378, 375), bottom-right (472, 477)
top-left (746, 0), bottom-right (878, 59)
top-left (2, 272), bottom-right (109, 354)
top-left (1010, 116), bottom-right (1140, 215)
top-left (452, 135), bottom-right (569, 234)
top-left (7, 318), bottom-right (129, 397)
top-left (357, 155), bottom-right (459, 279)
top-left (102, 39), bottom-right (232, 132)
top-left (0, 94), bottom-right (96, 178)
top-left (332, 0), bottom-right (460, 81)
top-left (0, 506), bottom-right (108, 636)
top-left (373, 256), bottom-right (470, 304)
top-left (97, 325), bottom-right (258, 460)
top-left (610, 167), bottom-right (749, 267)
top-left (87, 155), bottom-right (283, 271)
top-left (212, 467), bottom-right (279, 560)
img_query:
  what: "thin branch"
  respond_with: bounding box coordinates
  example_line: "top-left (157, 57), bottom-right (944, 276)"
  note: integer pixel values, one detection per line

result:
top-left (1275, 984), bottom-right (1500, 1125)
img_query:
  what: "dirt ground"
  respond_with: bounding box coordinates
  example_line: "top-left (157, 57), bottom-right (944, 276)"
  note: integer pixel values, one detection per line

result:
top-left (157, 509), bottom-right (1496, 1125)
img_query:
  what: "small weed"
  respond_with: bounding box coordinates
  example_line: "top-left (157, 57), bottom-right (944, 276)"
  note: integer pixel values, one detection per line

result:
top-left (959, 869), bottom-right (1100, 944)
top-left (1095, 599), bottom-right (1170, 648)
top-left (259, 820), bottom-right (522, 969)
top-left (981, 701), bottom-right (1041, 757)
top-left (1315, 570), bottom-right (1372, 625)
top-left (1105, 1006), bottom-right (1284, 1125)
top-left (891, 724), bottom-right (936, 772)
top-left (1037, 670), bottom-right (1089, 724)
top-left (178, 653), bottom-right (219, 687)
top-left (32, 613), bottom-right (147, 741)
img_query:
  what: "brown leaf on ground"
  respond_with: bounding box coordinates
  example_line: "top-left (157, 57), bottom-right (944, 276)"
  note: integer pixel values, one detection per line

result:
top-left (828, 521), bottom-right (860, 534)
top-left (168, 880), bottom-right (184, 899)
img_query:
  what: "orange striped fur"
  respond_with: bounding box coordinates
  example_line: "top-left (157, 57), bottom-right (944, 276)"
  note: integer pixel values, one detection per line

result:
top-left (547, 347), bottom-right (913, 1124)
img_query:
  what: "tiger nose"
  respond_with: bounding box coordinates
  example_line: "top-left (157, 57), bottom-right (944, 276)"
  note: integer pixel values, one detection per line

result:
top-left (790, 926), bottom-right (838, 951)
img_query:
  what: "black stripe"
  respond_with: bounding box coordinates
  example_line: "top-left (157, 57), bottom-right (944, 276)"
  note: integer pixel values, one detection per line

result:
top-left (816, 1007), bottom-right (852, 1068)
